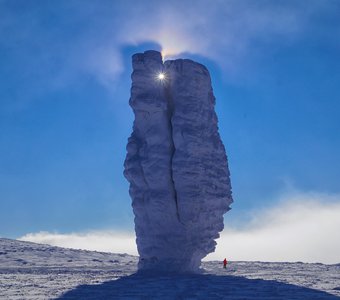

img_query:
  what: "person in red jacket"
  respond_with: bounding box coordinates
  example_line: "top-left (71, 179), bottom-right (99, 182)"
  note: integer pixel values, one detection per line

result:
top-left (223, 258), bottom-right (227, 268)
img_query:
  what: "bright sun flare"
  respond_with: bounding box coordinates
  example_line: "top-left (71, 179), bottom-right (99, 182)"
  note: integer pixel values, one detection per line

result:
top-left (158, 73), bottom-right (165, 80)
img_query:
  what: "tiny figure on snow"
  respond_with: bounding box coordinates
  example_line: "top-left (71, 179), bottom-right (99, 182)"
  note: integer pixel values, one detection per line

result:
top-left (223, 258), bottom-right (227, 268)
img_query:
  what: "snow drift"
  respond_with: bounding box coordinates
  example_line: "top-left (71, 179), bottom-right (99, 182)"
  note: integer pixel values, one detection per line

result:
top-left (124, 50), bottom-right (232, 272)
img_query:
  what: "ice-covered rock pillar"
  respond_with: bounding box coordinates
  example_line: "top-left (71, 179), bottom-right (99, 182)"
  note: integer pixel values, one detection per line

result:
top-left (124, 50), bottom-right (232, 273)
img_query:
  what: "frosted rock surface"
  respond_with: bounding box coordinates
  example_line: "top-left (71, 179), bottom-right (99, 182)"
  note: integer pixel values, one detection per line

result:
top-left (124, 50), bottom-right (232, 273)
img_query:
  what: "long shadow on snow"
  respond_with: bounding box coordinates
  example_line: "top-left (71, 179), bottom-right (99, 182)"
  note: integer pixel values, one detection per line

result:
top-left (57, 273), bottom-right (338, 300)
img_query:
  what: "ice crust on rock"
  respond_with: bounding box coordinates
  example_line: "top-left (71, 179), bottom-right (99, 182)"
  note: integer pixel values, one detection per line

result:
top-left (124, 50), bottom-right (232, 273)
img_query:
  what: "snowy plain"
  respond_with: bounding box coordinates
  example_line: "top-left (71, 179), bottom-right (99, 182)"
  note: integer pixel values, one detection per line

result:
top-left (0, 238), bottom-right (339, 299)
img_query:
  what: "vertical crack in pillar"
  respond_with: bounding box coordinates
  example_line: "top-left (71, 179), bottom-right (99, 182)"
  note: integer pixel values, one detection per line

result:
top-left (164, 79), bottom-right (183, 225)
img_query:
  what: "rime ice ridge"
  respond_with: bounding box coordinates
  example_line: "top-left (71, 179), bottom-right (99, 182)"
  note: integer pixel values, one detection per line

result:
top-left (124, 50), bottom-right (232, 273)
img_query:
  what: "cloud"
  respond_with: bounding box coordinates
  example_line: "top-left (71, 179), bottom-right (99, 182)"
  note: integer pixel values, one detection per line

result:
top-left (110, 0), bottom-right (333, 77)
top-left (1, 0), bottom-right (337, 100)
top-left (206, 191), bottom-right (340, 264)
top-left (19, 230), bottom-right (138, 255)
top-left (20, 191), bottom-right (340, 264)
top-left (120, 1), bottom-right (306, 60)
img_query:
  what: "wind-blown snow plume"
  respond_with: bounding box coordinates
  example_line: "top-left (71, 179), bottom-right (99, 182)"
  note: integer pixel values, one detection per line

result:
top-left (124, 50), bottom-right (232, 272)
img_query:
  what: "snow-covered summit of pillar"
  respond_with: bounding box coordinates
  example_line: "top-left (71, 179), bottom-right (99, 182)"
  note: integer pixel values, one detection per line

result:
top-left (124, 50), bottom-right (232, 273)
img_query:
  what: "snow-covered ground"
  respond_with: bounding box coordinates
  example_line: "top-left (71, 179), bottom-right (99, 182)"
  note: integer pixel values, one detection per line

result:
top-left (0, 238), bottom-right (339, 299)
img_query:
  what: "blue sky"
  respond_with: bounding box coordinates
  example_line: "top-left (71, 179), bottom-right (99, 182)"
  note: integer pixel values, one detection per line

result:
top-left (1, 0), bottom-right (340, 261)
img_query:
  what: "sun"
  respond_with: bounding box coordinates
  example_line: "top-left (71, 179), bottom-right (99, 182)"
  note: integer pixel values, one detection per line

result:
top-left (158, 73), bottom-right (165, 80)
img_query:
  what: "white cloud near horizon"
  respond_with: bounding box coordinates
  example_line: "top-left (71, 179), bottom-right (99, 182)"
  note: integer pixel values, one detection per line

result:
top-left (207, 192), bottom-right (340, 264)
top-left (19, 191), bottom-right (340, 264)
top-left (20, 230), bottom-right (138, 255)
